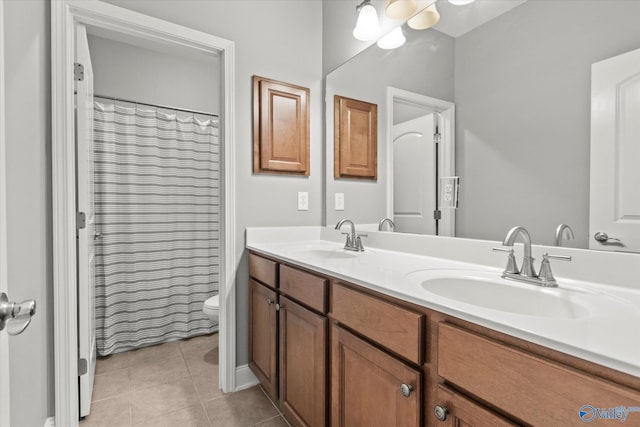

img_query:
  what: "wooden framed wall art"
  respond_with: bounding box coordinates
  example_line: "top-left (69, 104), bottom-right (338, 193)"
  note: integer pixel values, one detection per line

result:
top-left (253, 75), bottom-right (310, 175)
top-left (334, 95), bottom-right (378, 180)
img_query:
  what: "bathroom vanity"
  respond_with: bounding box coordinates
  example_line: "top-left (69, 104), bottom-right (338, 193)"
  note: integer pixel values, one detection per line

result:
top-left (246, 227), bottom-right (640, 426)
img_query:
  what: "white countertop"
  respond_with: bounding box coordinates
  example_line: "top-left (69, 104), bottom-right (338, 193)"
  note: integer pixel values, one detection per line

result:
top-left (246, 226), bottom-right (640, 378)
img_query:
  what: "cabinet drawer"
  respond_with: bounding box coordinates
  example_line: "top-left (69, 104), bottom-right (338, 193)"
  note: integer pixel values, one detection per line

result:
top-left (433, 384), bottom-right (517, 427)
top-left (331, 283), bottom-right (424, 365)
top-left (249, 253), bottom-right (277, 289)
top-left (438, 323), bottom-right (640, 425)
top-left (280, 264), bottom-right (328, 313)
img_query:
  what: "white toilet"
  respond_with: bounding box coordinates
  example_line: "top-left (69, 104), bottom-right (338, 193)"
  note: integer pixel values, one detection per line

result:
top-left (203, 295), bottom-right (219, 323)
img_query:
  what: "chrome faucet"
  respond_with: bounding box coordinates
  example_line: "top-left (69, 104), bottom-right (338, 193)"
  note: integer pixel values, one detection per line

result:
top-left (554, 223), bottom-right (574, 246)
top-left (502, 226), bottom-right (536, 277)
top-left (378, 218), bottom-right (395, 232)
top-left (335, 219), bottom-right (365, 251)
top-left (493, 226), bottom-right (571, 287)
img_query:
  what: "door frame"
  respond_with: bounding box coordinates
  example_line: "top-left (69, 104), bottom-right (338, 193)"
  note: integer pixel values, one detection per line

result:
top-left (51, 2), bottom-right (236, 426)
top-left (386, 87), bottom-right (456, 236)
top-left (0, 0), bottom-right (11, 425)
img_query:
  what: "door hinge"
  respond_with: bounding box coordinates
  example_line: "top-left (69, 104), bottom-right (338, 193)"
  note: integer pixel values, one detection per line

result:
top-left (74, 62), bottom-right (85, 81)
top-left (433, 210), bottom-right (442, 220)
top-left (434, 132), bottom-right (441, 144)
top-left (78, 358), bottom-right (88, 376)
top-left (77, 212), bottom-right (86, 230)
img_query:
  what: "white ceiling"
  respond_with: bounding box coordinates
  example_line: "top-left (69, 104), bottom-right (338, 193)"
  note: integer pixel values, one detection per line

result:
top-left (432, 0), bottom-right (528, 38)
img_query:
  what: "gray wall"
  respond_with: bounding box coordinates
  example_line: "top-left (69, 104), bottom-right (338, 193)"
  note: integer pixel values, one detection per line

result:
top-left (87, 34), bottom-right (220, 114)
top-left (454, 0), bottom-right (640, 247)
top-left (3, 0), bottom-right (53, 425)
top-left (325, 28), bottom-right (454, 226)
top-left (3, 0), bottom-right (322, 423)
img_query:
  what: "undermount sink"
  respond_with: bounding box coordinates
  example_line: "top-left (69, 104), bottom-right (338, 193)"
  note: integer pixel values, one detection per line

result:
top-left (406, 270), bottom-right (635, 319)
top-left (279, 243), bottom-right (358, 260)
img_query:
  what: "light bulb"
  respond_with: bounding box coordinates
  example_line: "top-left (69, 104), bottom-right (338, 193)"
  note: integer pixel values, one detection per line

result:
top-left (408, 3), bottom-right (440, 30)
top-left (377, 27), bottom-right (406, 50)
top-left (385, 0), bottom-right (418, 20)
top-left (353, 3), bottom-right (381, 41)
top-left (448, 0), bottom-right (475, 5)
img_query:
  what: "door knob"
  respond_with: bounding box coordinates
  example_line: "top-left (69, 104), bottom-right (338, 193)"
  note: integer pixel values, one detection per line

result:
top-left (400, 383), bottom-right (413, 397)
top-left (0, 292), bottom-right (36, 336)
top-left (594, 232), bottom-right (620, 242)
top-left (434, 405), bottom-right (449, 421)
top-left (94, 231), bottom-right (103, 240)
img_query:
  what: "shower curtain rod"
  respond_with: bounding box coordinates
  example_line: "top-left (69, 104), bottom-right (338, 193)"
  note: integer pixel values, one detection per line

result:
top-left (95, 94), bottom-right (219, 118)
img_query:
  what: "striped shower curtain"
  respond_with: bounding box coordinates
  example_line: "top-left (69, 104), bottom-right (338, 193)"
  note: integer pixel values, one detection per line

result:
top-left (93, 99), bottom-right (220, 356)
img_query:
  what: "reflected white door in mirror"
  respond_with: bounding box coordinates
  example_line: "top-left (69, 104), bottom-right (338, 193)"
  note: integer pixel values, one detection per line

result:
top-left (590, 47), bottom-right (640, 253)
top-left (386, 88), bottom-right (455, 236)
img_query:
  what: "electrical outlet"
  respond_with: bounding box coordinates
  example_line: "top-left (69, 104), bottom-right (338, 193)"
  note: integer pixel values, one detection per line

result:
top-left (297, 192), bottom-right (309, 211)
top-left (335, 193), bottom-right (345, 211)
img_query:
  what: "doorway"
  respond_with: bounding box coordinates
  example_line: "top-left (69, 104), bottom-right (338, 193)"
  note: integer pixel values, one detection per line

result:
top-left (52, 2), bottom-right (236, 426)
top-left (386, 87), bottom-right (456, 236)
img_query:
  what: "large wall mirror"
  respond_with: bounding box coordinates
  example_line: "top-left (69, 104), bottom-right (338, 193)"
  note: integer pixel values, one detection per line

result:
top-left (325, 0), bottom-right (640, 252)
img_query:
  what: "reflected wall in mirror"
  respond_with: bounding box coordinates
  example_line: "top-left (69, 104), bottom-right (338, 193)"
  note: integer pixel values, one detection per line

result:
top-left (324, 0), bottom-right (640, 252)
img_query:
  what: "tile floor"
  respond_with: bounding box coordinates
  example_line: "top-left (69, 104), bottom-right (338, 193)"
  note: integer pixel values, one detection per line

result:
top-left (80, 333), bottom-right (288, 427)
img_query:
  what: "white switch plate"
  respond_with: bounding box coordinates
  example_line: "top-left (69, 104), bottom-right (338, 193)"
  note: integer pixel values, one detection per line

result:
top-left (335, 193), bottom-right (345, 211)
top-left (297, 192), bottom-right (309, 211)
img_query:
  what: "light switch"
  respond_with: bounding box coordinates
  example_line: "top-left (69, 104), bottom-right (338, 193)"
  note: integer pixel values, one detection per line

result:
top-left (335, 193), bottom-right (345, 211)
top-left (297, 192), bottom-right (309, 211)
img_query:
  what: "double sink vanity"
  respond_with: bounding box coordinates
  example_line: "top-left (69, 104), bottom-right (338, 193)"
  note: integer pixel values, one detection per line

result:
top-left (246, 225), bottom-right (640, 426)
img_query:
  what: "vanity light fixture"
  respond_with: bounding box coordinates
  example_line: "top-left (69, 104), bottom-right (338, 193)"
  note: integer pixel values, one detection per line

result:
top-left (408, 3), bottom-right (440, 30)
top-left (385, 0), bottom-right (418, 20)
top-left (448, 0), bottom-right (475, 5)
top-left (377, 26), bottom-right (406, 49)
top-left (353, 0), bottom-right (381, 41)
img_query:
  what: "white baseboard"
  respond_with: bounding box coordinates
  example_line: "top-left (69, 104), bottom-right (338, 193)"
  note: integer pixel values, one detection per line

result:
top-left (44, 417), bottom-right (55, 427)
top-left (235, 364), bottom-right (259, 391)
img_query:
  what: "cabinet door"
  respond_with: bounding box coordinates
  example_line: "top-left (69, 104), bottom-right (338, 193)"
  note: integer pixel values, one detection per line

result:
top-left (249, 279), bottom-right (278, 400)
top-left (334, 95), bottom-right (377, 180)
top-left (432, 385), bottom-right (518, 427)
top-left (332, 325), bottom-right (421, 427)
top-left (279, 297), bottom-right (328, 427)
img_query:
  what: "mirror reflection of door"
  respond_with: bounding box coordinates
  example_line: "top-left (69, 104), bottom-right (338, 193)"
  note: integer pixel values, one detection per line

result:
top-left (590, 47), bottom-right (640, 252)
top-left (393, 114), bottom-right (437, 234)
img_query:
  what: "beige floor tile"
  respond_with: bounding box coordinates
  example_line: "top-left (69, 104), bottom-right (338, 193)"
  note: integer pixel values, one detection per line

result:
top-left (129, 341), bottom-right (182, 366)
top-left (184, 345), bottom-right (219, 374)
top-left (96, 351), bottom-right (131, 375)
top-left (133, 403), bottom-right (210, 427)
top-left (252, 416), bottom-right (289, 427)
top-left (203, 387), bottom-right (279, 427)
top-left (80, 394), bottom-right (131, 427)
top-left (131, 377), bottom-right (200, 424)
top-left (129, 355), bottom-right (190, 390)
top-left (190, 363), bottom-right (223, 402)
top-left (92, 368), bottom-right (131, 402)
top-left (179, 333), bottom-right (218, 356)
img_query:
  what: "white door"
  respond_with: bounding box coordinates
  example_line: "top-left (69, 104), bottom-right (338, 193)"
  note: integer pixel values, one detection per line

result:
top-left (393, 114), bottom-right (437, 234)
top-left (0, 1), bottom-right (11, 423)
top-left (590, 47), bottom-right (640, 252)
top-left (76, 23), bottom-right (97, 417)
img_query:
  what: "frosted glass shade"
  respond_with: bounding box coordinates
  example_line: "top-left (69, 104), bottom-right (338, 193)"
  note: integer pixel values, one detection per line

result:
top-left (353, 3), bottom-right (381, 41)
top-left (385, 0), bottom-right (418, 20)
top-left (408, 3), bottom-right (440, 30)
top-left (448, 0), bottom-right (475, 5)
top-left (377, 27), bottom-right (406, 49)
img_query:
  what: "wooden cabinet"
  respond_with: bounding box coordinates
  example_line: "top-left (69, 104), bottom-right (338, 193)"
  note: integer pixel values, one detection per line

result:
top-left (331, 324), bottom-right (422, 427)
top-left (249, 251), bottom-right (640, 427)
top-left (253, 75), bottom-right (310, 175)
top-left (248, 253), bottom-right (328, 426)
top-left (279, 296), bottom-right (328, 427)
top-left (248, 278), bottom-right (278, 399)
top-left (334, 95), bottom-right (377, 180)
